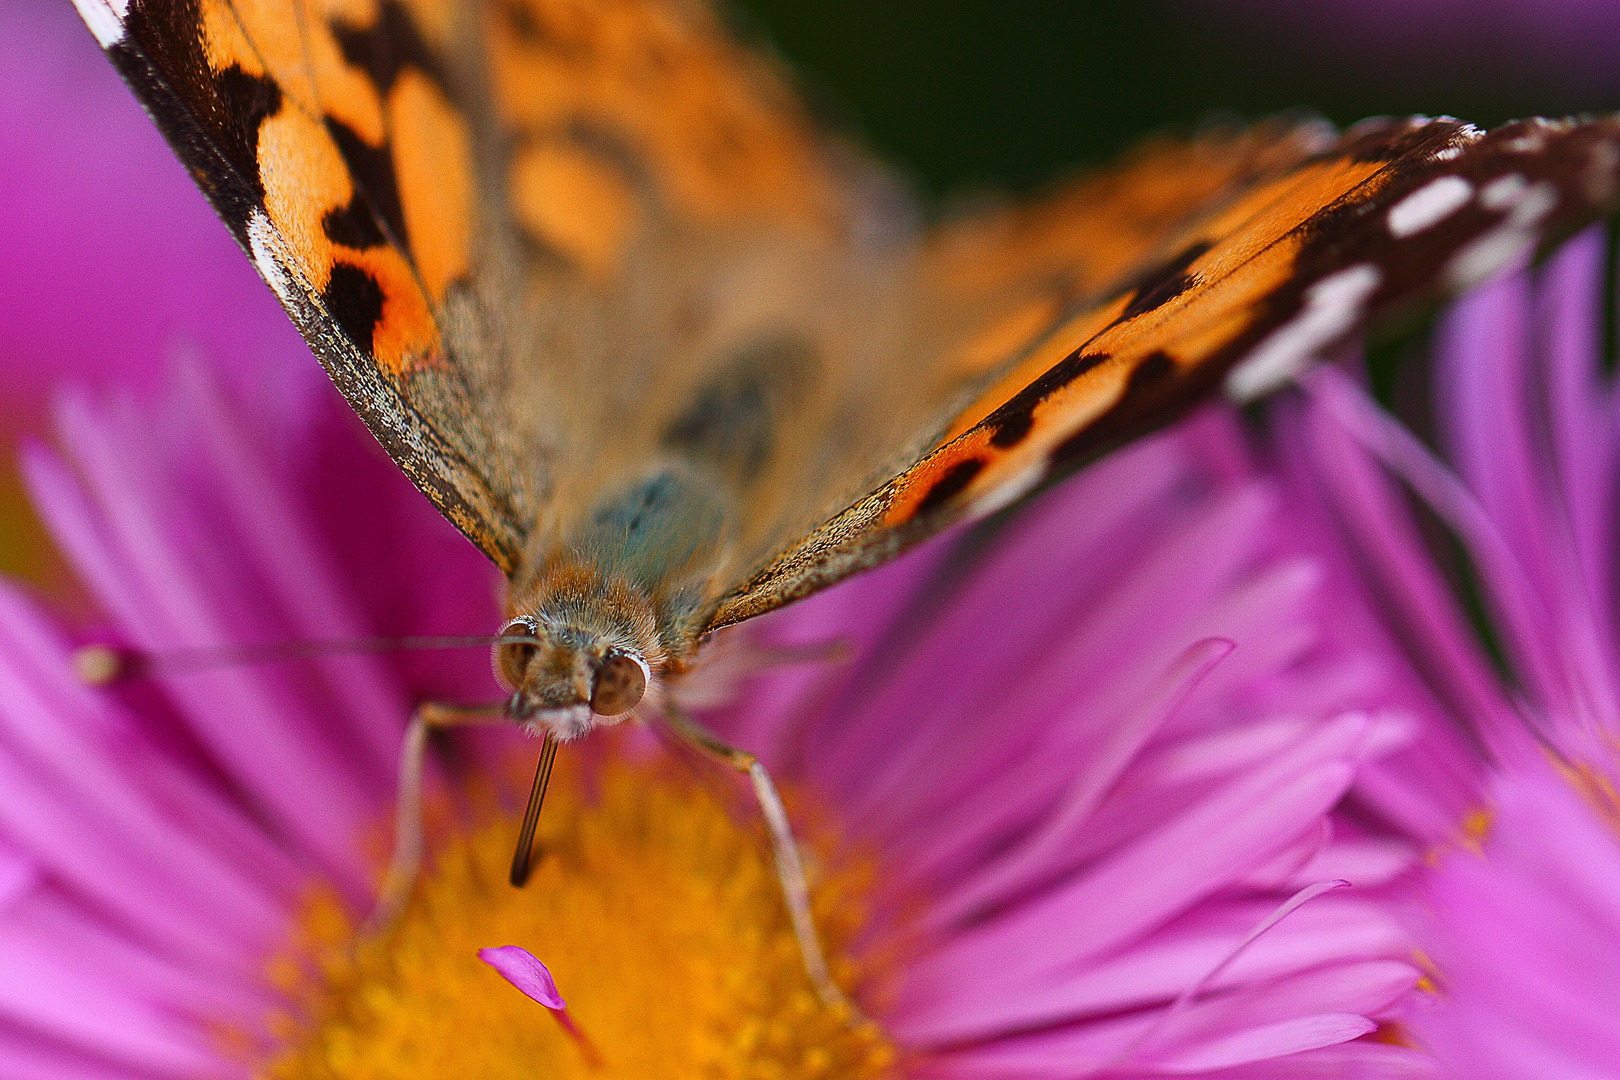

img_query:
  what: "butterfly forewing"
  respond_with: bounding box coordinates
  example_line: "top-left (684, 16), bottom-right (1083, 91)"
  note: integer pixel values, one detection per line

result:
top-left (77, 0), bottom-right (531, 569)
top-left (709, 116), bottom-right (1620, 628)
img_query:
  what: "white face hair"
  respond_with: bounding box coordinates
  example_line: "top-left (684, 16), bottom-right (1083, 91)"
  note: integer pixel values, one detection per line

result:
top-left (495, 617), bottom-right (651, 741)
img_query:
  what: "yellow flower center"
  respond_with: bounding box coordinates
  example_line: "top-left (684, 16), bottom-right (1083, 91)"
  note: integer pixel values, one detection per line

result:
top-left (258, 750), bottom-right (897, 1079)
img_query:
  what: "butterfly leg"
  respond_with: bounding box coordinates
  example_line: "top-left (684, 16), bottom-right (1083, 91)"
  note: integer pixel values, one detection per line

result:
top-left (661, 704), bottom-right (863, 1019)
top-left (367, 700), bottom-right (511, 933)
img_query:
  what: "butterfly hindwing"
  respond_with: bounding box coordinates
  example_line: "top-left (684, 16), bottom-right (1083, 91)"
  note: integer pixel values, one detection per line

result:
top-left (921, 115), bottom-right (1337, 376)
top-left (485, 0), bottom-right (849, 257)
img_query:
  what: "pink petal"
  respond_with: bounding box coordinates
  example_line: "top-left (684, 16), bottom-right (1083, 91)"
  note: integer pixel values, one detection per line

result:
top-left (0, 925), bottom-right (226, 1075)
top-left (1185, 1041), bottom-right (1440, 1079)
top-left (1284, 381), bottom-right (1520, 758)
top-left (1535, 228), bottom-right (1616, 652)
top-left (1143, 959), bottom-right (1420, 1053)
top-left (1146, 1014), bottom-right (1376, 1073)
top-left (925, 637), bottom-right (1235, 927)
top-left (0, 835), bottom-right (38, 913)
top-left (895, 716), bottom-right (1368, 1024)
top-left (479, 946), bottom-right (566, 1010)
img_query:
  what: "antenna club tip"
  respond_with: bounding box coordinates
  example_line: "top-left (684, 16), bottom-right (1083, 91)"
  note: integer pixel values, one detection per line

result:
top-left (73, 645), bottom-right (125, 686)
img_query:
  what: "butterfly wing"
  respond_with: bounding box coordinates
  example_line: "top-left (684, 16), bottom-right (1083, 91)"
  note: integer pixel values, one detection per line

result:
top-left (71, 0), bottom-right (863, 577)
top-left (924, 115), bottom-right (1333, 335)
top-left (708, 115), bottom-right (1620, 628)
top-left (72, 2), bottom-right (1620, 642)
top-left (74, 0), bottom-right (524, 568)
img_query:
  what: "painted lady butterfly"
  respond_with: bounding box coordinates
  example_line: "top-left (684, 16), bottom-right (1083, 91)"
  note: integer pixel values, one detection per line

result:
top-left (70, 0), bottom-right (1620, 1003)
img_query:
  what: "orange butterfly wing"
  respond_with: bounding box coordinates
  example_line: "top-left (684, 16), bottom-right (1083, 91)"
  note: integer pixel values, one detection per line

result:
top-left (71, 0), bottom-right (853, 576)
top-left (75, 0), bottom-right (530, 568)
top-left (708, 116), bottom-right (1620, 627)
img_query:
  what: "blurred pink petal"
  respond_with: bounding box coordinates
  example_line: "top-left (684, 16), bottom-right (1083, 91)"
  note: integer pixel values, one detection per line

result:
top-left (1184, 0), bottom-right (1620, 105)
top-left (1292, 228), bottom-right (1620, 1079)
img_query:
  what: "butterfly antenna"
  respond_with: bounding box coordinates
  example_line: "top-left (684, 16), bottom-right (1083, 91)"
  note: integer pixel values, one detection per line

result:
top-left (510, 731), bottom-right (560, 887)
top-left (71, 634), bottom-right (541, 686)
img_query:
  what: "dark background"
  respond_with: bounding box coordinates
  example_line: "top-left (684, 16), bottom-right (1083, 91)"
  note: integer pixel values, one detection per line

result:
top-left (732, 0), bottom-right (1620, 196)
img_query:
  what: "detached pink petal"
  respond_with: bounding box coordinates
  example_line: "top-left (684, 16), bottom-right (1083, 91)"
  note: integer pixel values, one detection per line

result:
top-left (478, 946), bottom-right (567, 1010)
top-left (479, 946), bottom-right (600, 1065)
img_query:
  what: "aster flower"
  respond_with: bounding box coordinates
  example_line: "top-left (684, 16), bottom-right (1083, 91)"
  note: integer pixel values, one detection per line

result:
top-left (0, 315), bottom-right (1459, 1078)
top-left (1286, 227), bottom-right (1620, 1077)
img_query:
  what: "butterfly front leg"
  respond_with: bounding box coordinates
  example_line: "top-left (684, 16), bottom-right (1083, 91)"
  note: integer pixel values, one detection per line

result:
top-left (660, 703), bottom-right (866, 1022)
top-left (367, 700), bottom-right (515, 933)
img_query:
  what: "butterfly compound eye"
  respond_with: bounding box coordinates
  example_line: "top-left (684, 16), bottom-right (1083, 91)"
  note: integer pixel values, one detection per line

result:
top-left (495, 619), bottom-right (539, 690)
top-left (591, 651), bottom-right (647, 716)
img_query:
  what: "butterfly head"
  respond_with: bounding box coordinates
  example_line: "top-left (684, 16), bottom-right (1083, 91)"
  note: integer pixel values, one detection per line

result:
top-left (495, 616), bottom-right (652, 740)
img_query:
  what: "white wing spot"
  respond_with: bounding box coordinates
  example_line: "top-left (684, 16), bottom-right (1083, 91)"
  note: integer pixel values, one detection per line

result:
top-left (1388, 176), bottom-right (1474, 237)
top-left (966, 459), bottom-right (1046, 521)
top-left (1479, 173), bottom-right (1528, 211)
top-left (1508, 181), bottom-right (1559, 227)
top-left (1225, 264), bottom-right (1383, 403)
top-left (1433, 145), bottom-right (1464, 161)
top-left (1446, 229), bottom-right (1531, 291)
top-left (248, 212), bottom-right (298, 308)
top-left (72, 0), bottom-right (128, 46)
top-left (1444, 181), bottom-right (1558, 291)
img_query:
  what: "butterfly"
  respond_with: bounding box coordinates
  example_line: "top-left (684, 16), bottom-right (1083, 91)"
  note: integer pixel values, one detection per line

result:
top-left (71, 0), bottom-right (1620, 1005)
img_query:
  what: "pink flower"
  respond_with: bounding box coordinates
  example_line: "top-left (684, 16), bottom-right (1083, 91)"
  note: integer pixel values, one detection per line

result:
top-left (0, 339), bottom-right (1456, 1075)
top-left (0, 5), bottom-right (1473, 1074)
top-left (1288, 228), bottom-right (1620, 1078)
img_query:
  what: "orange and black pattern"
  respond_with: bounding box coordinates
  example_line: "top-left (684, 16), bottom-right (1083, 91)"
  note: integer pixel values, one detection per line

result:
top-left (79, 0), bottom-right (851, 576)
top-left (76, 0), bottom-right (1620, 639)
top-left (87, 0), bottom-right (525, 567)
top-left (712, 116), bottom-right (1620, 625)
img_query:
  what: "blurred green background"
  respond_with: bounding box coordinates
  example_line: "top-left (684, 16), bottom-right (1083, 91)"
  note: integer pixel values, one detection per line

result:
top-left (733, 0), bottom-right (1620, 196)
